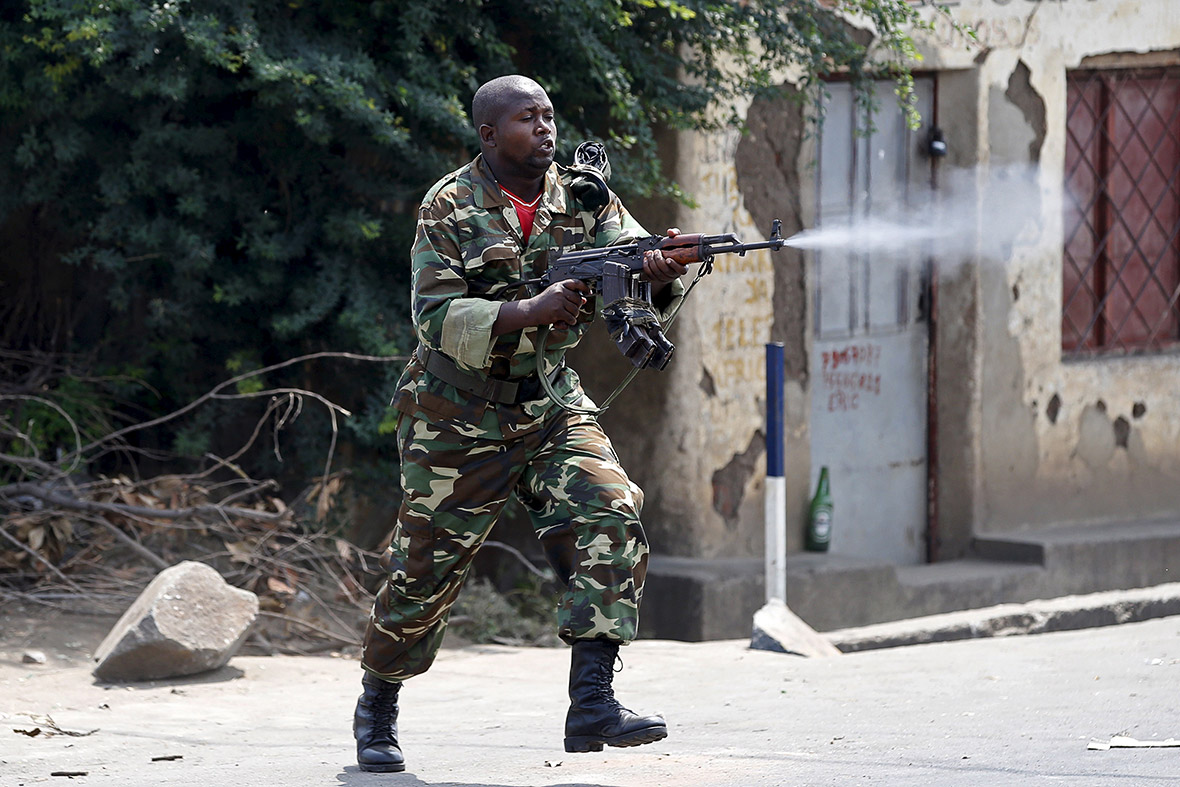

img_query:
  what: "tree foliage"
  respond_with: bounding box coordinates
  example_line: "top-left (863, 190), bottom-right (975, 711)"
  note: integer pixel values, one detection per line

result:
top-left (1, 0), bottom-right (947, 482)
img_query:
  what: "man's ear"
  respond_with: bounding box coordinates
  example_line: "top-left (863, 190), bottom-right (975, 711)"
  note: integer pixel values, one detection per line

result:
top-left (479, 123), bottom-right (496, 147)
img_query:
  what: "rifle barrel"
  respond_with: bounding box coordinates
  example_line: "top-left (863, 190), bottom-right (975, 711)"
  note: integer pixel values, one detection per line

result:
top-left (539, 220), bottom-right (785, 284)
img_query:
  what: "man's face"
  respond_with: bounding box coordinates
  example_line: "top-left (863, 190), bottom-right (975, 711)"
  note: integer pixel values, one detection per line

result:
top-left (483, 85), bottom-right (556, 180)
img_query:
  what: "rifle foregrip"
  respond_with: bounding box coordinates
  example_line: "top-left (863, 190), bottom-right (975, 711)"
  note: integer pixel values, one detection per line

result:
top-left (660, 247), bottom-right (704, 265)
top-left (657, 234), bottom-right (706, 264)
top-left (658, 233), bottom-right (704, 248)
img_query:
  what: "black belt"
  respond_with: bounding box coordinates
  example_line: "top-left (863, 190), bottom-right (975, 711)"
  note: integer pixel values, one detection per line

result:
top-left (417, 344), bottom-right (562, 405)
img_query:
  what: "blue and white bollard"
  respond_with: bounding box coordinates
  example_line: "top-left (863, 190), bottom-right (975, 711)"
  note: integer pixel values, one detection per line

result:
top-left (765, 342), bottom-right (786, 603)
top-left (752, 342), bottom-right (841, 657)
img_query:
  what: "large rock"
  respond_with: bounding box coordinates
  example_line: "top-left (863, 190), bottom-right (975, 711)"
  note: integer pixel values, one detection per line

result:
top-left (93, 561), bottom-right (258, 681)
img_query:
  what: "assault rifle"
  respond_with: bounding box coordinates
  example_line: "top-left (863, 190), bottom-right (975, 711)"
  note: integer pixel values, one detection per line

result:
top-left (538, 219), bottom-right (786, 371)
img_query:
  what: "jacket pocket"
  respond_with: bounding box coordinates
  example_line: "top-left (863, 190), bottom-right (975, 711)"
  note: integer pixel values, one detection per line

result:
top-left (462, 237), bottom-right (519, 274)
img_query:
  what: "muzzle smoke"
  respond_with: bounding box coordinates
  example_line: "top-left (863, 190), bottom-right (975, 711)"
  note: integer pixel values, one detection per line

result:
top-left (783, 164), bottom-right (1050, 265)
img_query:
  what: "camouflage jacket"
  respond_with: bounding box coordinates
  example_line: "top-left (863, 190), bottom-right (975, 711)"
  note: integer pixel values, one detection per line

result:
top-left (391, 154), bottom-right (684, 439)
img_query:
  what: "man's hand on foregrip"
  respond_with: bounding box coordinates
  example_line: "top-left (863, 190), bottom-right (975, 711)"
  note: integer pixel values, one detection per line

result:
top-left (644, 227), bottom-right (689, 292)
top-left (494, 279), bottom-right (589, 335)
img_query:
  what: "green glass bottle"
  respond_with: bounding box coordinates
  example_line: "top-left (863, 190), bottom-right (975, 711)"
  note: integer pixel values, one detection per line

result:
top-left (806, 467), bottom-right (832, 552)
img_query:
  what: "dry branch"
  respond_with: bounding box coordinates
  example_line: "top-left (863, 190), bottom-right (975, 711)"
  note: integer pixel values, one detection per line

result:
top-left (0, 526), bottom-right (88, 593)
top-left (1, 481), bottom-right (291, 524)
top-left (79, 513), bottom-right (169, 570)
top-left (65, 350), bottom-right (406, 464)
top-left (256, 610), bottom-right (360, 646)
top-left (0, 350), bottom-right (554, 653)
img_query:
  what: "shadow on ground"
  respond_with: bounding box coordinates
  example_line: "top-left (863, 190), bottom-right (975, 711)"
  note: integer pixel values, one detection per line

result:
top-left (335, 771), bottom-right (623, 787)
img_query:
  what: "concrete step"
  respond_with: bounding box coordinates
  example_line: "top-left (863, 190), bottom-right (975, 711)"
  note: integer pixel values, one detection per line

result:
top-left (642, 517), bottom-right (1180, 641)
top-left (826, 582), bottom-right (1180, 652)
top-left (969, 535), bottom-right (1045, 564)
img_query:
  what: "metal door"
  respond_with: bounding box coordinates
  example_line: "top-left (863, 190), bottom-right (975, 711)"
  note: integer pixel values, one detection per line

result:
top-left (809, 79), bottom-right (935, 564)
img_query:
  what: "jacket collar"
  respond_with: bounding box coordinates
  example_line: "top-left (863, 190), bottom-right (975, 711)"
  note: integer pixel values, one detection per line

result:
top-left (471, 154), bottom-right (570, 216)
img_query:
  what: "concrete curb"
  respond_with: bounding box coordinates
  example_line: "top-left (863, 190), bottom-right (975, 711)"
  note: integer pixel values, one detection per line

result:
top-left (825, 582), bottom-right (1180, 652)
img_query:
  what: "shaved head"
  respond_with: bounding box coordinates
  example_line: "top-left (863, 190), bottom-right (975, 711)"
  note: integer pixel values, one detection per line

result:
top-left (473, 74), bottom-right (556, 188)
top-left (472, 75), bottom-right (547, 128)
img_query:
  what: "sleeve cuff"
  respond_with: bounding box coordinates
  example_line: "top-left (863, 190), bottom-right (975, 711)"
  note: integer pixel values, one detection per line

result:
top-left (439, 298), bottom-right (501, 369)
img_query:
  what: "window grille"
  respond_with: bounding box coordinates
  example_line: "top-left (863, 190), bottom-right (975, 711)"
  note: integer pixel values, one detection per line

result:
top-left (1063, 67), bottom-right (1180, 355)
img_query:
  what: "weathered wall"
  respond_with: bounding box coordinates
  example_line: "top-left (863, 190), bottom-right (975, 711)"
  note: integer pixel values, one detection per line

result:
top-left (928, 65), bottom-right (985, 560)
top-left (644, 121), bottom-right (782, 559)
top-left (734, 89), bottom-right (810, 553)
top-left (582, 0), bottom-right (1180, 572)
top-left (574, 103), bottom-right (800, 561)
top-left (918, 0), bottom-right (1180, 536)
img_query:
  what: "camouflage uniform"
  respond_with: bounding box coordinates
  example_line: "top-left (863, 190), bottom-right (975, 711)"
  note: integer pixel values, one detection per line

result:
top-left (362, 155), bottom-right (683, 682)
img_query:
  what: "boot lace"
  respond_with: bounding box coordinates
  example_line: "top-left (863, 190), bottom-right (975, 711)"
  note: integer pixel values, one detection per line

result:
top-left (369, 683), bottom-right (400, 734)
top-left (595, 653), bottom-right (625, 709)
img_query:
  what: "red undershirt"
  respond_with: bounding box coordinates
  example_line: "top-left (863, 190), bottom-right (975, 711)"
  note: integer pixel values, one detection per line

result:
top-left (500, 185), bottom-right (542, 245)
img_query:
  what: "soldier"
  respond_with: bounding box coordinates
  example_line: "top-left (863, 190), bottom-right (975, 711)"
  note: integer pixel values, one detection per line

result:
top-left (353, 74), bottom-right (687, 773)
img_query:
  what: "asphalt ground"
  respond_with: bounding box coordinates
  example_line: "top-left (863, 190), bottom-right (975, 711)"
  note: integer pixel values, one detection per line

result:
top-left (3, 611), bottom-right (1179, 786)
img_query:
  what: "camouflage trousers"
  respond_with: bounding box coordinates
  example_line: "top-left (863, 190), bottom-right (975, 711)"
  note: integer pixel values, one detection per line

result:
top-left (361, 408), bottom-right (649, 682)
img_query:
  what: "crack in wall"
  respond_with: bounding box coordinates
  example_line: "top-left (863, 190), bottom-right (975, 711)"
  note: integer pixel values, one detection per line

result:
top-left (734, 84), bottom-right (808, 386)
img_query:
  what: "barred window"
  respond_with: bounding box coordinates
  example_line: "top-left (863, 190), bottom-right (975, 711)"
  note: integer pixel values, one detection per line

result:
top-left (1063, 67), bottom-right (1180, 355)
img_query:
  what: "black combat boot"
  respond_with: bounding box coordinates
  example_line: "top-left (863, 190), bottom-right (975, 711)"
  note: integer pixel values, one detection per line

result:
top-left (353, 672), bottom-right (405, 772)
top-left (564, 639), bottom-right (668, 753)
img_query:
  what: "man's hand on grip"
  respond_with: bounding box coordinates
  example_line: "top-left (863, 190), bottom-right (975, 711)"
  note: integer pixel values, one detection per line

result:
top-left (494, 278), bottom-right (588, 335)
top-left (533, 279), bottom-right (590, 330)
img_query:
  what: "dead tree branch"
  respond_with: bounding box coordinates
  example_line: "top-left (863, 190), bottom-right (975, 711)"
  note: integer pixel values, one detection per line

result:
top-left (0, 482), bottom-right (290, 524)
top-left (0, 350), bottom-right (424, 653)
top-left (482, 540), bottom-right (552, 581)
top-left (0, 394), bottom-right (83, 477)
top-left (255, 611), bottom-right (360, 646)
top-left (64, 351), bottom-right (407, 465)
top-left (78, 513), bottom-right (170, 571)
top-left (0, 526), bottom-right (88, 594)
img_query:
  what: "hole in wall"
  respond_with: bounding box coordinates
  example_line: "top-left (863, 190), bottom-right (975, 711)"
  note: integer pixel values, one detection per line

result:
top-left (700, 368), bottom-right (717, 398)
top-left (1113, 416), bottom-right (1130, 449)
top-left (1047, 394), bottom-right (1062, 424)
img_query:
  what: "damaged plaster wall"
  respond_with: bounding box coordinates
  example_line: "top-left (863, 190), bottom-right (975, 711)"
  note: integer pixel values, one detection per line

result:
top-left (585, 0), bottom-right (1180, 567)
top-left (571, 89), bottom-right (806, 561)
top-left (656, 115), bottom-right (784, 559)
top-left (918, 0), bottom-right (1180, 534)
top-left (929, 65), bottom-right (984, 560)
top-left (734, 87), bottom-right (810, 551)
top-left (580, 105), bottom-right (789, 560)
top-left (977, 47), bottom-right (1044, 529)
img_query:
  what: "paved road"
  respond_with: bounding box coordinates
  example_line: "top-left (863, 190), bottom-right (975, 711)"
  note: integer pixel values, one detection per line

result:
top-left (3, 616), bottom-right (1179, 786)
